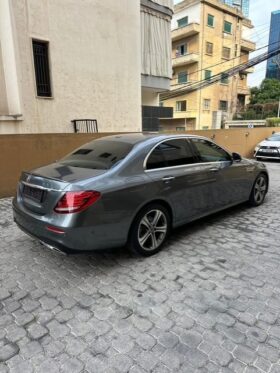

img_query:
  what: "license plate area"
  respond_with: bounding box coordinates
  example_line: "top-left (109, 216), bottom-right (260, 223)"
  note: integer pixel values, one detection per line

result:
top-left (23, 185), bottom-right (44, 202)
top-left (260, 149), bottom-right (277, 153)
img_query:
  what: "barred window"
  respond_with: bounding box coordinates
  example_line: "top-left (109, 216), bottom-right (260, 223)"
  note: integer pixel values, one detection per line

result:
top-left (203, 99), bottom-right (211, 110)
top-left (32, 40), bottom-right (52, 97)
top-left (206, 42), bottom-right (213, 55)
top-left (222, 47), bottom-right (231, 60)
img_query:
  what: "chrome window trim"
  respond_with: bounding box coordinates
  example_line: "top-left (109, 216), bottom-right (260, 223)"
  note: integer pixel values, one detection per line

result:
top-left (145, 161), bottom-right (225, 173)
top-left (21, 180), bottom-right (65, 192)
top-left (143, 135), bottom-right (232, 172)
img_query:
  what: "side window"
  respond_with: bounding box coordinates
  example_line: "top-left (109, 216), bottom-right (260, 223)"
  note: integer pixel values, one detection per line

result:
top-left (191, 139), bottom-right (232, 162)
top-left (146, 139), bottom-right (197, 170)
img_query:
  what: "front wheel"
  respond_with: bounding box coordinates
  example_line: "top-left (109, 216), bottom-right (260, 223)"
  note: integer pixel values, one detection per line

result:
top-left (127, 203), bottom-right (171, 256)
top-left (249, 174), bottom-right (268, 207)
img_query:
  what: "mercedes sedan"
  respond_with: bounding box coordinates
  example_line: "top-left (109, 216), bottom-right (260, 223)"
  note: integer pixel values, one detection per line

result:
top-left (13, 134), bottom-right (269, 256)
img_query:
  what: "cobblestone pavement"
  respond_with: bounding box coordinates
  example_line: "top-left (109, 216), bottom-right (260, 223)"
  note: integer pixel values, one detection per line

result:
top-left (0, 162), bottom-right (280, 373)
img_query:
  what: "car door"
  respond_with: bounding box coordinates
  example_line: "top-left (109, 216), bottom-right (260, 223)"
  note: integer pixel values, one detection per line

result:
top-left (189, 137), bottom-right (250, 206)
top-left (145, 138), bottom-right (220, 225)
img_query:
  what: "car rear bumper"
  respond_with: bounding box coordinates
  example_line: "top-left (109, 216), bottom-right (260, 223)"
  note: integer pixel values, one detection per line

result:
top-left (13, 199), bottom-right (125, 253)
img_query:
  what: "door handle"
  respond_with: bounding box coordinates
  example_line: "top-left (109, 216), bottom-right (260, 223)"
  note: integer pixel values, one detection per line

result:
top-left (162, 176), bottom-right (175, 182)
top-left (209, 167), bottom-right (219, 172)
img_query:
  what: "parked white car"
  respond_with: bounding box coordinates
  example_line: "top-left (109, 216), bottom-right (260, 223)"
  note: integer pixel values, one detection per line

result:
top-left (254, 133), bottom-right (280, 160)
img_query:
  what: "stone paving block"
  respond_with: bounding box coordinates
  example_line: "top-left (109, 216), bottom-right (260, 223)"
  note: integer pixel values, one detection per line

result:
top-left (0, 344), bottom-right (19, 362)
top-left (0, 163), bottom-right (280, 372)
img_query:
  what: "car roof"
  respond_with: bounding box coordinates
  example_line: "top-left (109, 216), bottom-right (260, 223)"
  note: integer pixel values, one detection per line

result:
top-left (95, 133), bottom-right (208, 146)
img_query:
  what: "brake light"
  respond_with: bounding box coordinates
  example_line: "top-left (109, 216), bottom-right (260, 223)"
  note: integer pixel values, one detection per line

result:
top-left (54, 191), bottom-right (101, 214)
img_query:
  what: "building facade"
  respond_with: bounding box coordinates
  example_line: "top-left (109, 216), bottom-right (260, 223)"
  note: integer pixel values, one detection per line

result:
top-left (266, 10), bottom-right (280, 81)
top-left (0, 0), bottom-right (173, 134)
top-left (221, 0), bottom-right (249, 18)
top-left (160, 0), bottom-right (255, 131)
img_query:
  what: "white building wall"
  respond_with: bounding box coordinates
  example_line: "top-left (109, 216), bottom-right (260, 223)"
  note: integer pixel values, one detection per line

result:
top-left (171, 3), bottom-right (201, 30)
top-left (0, 0), bottom-right (142, 134)
top-left (142, 89), bottom-right (160, 106)
top-left (241, 24), bottom-right (253, 40)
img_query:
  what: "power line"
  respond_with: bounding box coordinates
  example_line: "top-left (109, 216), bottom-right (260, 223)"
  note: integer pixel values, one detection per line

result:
top-left (170, 40), bottom-right (280, 86)
top-left (161, 44), bottom-right (280, 100)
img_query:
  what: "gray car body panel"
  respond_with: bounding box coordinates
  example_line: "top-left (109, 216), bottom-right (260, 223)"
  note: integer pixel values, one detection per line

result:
top-left (13, 134), bottom-right (268, 252)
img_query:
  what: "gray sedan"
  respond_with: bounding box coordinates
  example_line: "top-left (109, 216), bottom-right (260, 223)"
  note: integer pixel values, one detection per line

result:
top-left (13, 134), bottom-right (269, 256)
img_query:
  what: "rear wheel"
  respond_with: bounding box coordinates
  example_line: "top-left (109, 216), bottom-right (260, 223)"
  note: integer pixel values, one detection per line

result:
top-left (249, 174), bottom-right (268, 206)
top-left (127, 203), bottom-right (171, 256)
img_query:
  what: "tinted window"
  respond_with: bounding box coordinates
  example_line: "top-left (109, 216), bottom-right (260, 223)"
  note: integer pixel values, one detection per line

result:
top-left (191, 138), bottom-right (231, 162)
top-left (146, 139), bottom-right (196, 170)
top-left (60, 140), bottom-right (133, 170)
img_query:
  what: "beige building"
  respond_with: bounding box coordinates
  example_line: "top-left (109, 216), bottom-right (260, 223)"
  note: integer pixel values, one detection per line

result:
top-left (160, 0), bottom-right (255, 131)
top-left (0, 0), bottom-right (173, 134)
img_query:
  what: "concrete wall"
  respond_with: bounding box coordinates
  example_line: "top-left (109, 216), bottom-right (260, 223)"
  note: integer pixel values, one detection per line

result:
top-left (0, 0), bottom-right (141, 134)
top-left (1, 128), bottom-right (279, 198)
top-left (171, 3), bottom-right (201, 29)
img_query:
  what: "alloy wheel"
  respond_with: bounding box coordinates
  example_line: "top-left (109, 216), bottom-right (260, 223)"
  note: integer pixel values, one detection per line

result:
top-left (137, 209), bottom-right (168, 251)
top-left (254, 176), bottom-right (267, 204)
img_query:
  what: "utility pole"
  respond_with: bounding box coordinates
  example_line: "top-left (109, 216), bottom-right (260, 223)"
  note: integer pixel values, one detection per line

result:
top-left (277, 98), bottom-right (280, 118)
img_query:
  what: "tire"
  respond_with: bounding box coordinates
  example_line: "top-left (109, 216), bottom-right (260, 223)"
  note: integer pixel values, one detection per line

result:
top-left (127, 203), bottom-right (171, 256)
top-left (248, 173), bottom-right (268, 207)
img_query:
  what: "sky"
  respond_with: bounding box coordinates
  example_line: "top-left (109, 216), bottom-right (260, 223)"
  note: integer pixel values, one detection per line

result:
top-left (174, 0), bottom-right (279, 87)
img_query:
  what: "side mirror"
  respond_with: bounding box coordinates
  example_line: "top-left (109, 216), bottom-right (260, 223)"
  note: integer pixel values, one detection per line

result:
top-left (232, 152), bottom-right (242, 162)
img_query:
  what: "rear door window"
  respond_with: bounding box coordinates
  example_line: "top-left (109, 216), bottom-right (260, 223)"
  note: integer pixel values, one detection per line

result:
top-left (60, 140), bottom-right (133, 170)
top-left (146, 139), bottom-right (197, 170)
top-left (190, 138), bottom-right (232, 162)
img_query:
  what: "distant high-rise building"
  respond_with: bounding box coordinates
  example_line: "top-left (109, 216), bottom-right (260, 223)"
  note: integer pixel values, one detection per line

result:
top-left (266, 10), bottom-right (280, 80)
top-left (222, 0), bottom-right (249, 17)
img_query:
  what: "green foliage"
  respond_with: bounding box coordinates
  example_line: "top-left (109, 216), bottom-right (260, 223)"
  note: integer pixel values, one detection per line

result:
top-left (266, 117), bottom-right (280, 127)
top-left (250, 79), bottom-right (280, 104)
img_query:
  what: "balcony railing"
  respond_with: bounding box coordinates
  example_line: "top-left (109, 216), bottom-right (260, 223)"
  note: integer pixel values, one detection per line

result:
top-left (172, 23), bottom-right (200, 42)
top-left (237, 86), bottom-right (250, 95)
top-left (172, 52), bottom-right (199, 67)
top-left (241, 38), bottom-right (256, 52)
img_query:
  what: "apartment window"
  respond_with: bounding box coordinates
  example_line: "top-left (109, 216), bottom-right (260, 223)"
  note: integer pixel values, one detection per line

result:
top-left (176, 44), bottom-right (187, 56)
top-left (177, 16), bottom-right (188, 28)
top-left (32, 40), bottom-right (52, 97)
top-left (222, 47), bottom-right (231, 59)
top-left (224, 21), bottom-right (232, 34)
top-left (207, 14), bottom-right (214, 27)
top-left (205, 70), bottom-right (212, 80)
top-left (178, 71), bottom-right (188, 84)
top-left (221, 73), bottom-right (229, 84)
top-left (219, 100), bottom-right (228, 111)
top-left (203, 99), bottom-right (211, 110)
top-left (176, 100), bottom-right (187, 112)
top-left (206, 42), bottom-right (213, 55)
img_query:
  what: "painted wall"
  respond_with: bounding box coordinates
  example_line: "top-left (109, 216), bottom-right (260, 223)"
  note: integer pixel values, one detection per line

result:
top-left (0, 0), bottom-right (142, 134)
top-left (171, 3), bottom-right (201, 30)
top-left (1, 128), bottom-right (279, 197)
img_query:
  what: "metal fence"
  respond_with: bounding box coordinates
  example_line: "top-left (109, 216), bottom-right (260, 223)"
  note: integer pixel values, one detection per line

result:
top-left (71, 119), bottom-right (98, 133)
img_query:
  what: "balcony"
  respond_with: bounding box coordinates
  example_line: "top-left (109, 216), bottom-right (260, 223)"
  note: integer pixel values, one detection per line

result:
top-left (172, 23), bottom-right (200, 42)
top-left (241, 38), bottom-right (256, 52)
top-left (237, 86), bottom-right (250, 95)
top-left (174, 110), bottom-right (198, 119)
top-left (241, 66), bottom-right (254, 74)
top-left (172, 53), bottom-right (199, 67)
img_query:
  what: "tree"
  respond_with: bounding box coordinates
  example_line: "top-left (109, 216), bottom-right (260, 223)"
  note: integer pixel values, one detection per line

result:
top-left (250, 79), bottom-right (280, 105)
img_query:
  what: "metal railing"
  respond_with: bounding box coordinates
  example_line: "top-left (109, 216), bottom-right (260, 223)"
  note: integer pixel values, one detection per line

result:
top-left (71, 119), bottom-right (98, 133)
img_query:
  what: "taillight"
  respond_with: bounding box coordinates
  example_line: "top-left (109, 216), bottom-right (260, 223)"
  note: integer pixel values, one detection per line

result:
top-left (54, 191), bottom-right (101, 214)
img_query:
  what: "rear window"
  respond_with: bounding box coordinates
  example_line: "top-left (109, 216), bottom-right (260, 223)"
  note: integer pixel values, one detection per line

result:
top-left (60, 140), bottom-right (133, 170)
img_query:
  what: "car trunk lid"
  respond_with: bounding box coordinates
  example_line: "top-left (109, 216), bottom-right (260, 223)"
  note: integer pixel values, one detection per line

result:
top-left (19, 163), bottom-right (107, 215)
